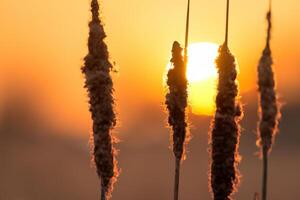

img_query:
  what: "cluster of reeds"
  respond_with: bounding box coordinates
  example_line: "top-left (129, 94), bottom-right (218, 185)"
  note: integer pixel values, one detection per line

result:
top-left (81, 0), bottom-right (281, 200)
top-left (81, 0), bottom-right (118, 199)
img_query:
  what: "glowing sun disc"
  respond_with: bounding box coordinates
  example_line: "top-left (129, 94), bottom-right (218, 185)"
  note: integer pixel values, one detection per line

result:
top-left (186, 43), bottom-right (218, 82)
top-left (186, 42), bottom-right (219, 116)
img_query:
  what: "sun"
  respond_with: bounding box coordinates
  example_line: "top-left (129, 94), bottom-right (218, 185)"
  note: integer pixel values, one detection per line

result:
top-left (186, 42), bottom-right (219, 116)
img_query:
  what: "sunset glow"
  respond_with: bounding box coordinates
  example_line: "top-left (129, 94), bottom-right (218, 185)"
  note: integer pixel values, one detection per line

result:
top-left (1, 0), bottom-right (298, 129)
top-left (186, 42), bottom-right (219, 116)
top-left (0, 0), bottom-right (297, 199)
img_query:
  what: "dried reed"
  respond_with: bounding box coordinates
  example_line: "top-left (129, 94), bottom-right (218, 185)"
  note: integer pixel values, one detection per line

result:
top-left (81, 0), bottom-right (118, 199)
top-left (257, 2), bottom-right (280, 200)
top-left (165, 41), bottom-right (188, 200)
top-left (165, 1), bottom-right (190, 200)
top-left (209, 1), bottom-right (242, 199)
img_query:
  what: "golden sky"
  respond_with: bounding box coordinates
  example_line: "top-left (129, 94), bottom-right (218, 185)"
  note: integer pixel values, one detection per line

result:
top-left (0, 0), bottom-right (299, 131)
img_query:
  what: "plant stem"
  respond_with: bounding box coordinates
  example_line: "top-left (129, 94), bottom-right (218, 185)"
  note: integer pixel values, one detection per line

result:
top-left (266, 3), bottom-right (272, 49)
top-left (225, 0), bottom-right (230, 46)
top-left (184, 0), bottom-right (190, 65)
top-left (174, 158), bottom-right (181, 200)
top-left (262, 146), bottom-right (268, 200)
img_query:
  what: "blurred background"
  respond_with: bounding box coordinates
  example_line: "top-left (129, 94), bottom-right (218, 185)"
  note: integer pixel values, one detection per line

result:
top-left (0, 0), bottom-right (299, 199)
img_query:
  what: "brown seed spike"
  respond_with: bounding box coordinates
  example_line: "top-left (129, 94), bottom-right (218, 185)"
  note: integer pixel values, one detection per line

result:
top-left (257, 7), bottom-right (280, 200)
top-left (210, 44), bottom-right (242, 200)
top-left (209, 1), bottom-right (242, 199)
top-left (165, 41), bottom-right (188, 200)
top-left (81, 0), bottom-right (118, 199)
top-left (257, 10), bottom-right (280, 155)
top-left (166, 41), bottom-right (188, 162)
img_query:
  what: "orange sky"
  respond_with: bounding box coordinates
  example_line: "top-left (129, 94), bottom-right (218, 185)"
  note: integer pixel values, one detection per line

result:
top-left (0, 0), bottom-right (299, 132)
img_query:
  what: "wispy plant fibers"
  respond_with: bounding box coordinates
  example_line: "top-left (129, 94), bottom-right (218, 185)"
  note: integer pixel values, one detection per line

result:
top-left (81, 0), bottom-right (118, 199)
top-left (165, 41), bottom-right (188, 200)
top-left (257, 10), bottom-right (280, 200)
top-left (209, 44), bottom-right (242, 200)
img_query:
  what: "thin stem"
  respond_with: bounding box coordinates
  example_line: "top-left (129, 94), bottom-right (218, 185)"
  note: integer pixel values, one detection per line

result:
top-left (184, 0), bottom-right (190, 65)
top-left (101, 187), bottom-right (106, 200)
top-left (174, 158), bottom-right (181, 200)
top-left (224, 0), bottom-right (230, 46)
top-left (262, 146), bottom-right (268, 200)
top-left (266, 4), bottom-right (272, 49)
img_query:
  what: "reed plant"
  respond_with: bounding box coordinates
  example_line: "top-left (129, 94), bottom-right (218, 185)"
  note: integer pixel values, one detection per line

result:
top-left (257, 2), bottom-right (280, 200)
top-left (165, 1), bottom-right (190, 200)
top-left (209, 1), bottom-right (243, 199)
top-left (166, 41), bottom-right (188, 200)
top-left (81, 0), bottom-right (118, 199)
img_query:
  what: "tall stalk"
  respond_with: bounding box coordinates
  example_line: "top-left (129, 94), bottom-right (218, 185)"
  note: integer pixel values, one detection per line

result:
top-left (257, 1), bottom-right (280, 200)
top-left (224, 0), bottom-right (230, 46)
top-left (166, 41), bottom-right (188, 200)
top-left (262, 146), bottom-right (268, 200)
top-left (209, 0), bottom-right (243, 199)
top-left (166, 1), bottom-right (190, 200)
top-left (184, 0), bottom-right (190, 65)
top-left (82, 0), bottom-right (118, 199)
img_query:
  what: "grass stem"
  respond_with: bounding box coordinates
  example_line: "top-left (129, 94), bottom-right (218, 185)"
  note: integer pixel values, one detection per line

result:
top-left (184, 0), bottom-right (190, 65)
top-left (262, 147), bottom-right (268, 200)
top-left (225, 0), bottom-right (230, 46)
top-left (174, 158), bottom-right (181, 200)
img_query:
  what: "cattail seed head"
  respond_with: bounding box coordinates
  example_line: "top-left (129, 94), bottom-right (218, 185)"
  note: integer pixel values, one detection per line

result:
top-left (165, 41), bottom-right (188, 161)
top-left (257, 11), bottom-right (280, 153)
top-left (82, 0), bottom-right (118, 199)
top-left (210, 44), bottom-right (242, 200)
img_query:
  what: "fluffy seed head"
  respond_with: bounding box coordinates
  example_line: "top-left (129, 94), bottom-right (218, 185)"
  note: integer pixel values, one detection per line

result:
top-left (82, 0), bottom-right (118, 198)
top-left (209, 44), bottom-right (242, 200)
top-left (165, 41), bottom-right (188, 161)
top-left (257, 11), bottom-right (280, 153)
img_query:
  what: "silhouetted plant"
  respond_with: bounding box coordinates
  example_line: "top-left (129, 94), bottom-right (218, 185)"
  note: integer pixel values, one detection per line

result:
top-left (165, 1), bottom-right (190, 200)
top-left (209, 1), bottom-right (243, 200)
top-left (256, 2), bottom-right (280, 200)
top-left (81, 0), bottom-right (118, 199)
top-left (166, 41), bottom-right (188, 200)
